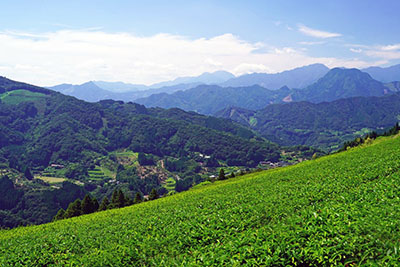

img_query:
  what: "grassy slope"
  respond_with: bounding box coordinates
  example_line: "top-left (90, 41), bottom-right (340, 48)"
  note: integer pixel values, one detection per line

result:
top-left (0, 89), bottom-right (47, 104)
top-left (1, 136), bottom-right (400, 265)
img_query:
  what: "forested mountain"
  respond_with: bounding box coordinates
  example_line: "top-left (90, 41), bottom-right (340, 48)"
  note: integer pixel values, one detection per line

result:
top-left (136, 85), bottom-right (291, 115)
top-left (289, 68), bottom-right (389, 103)
top-left (221, 63), bottom-right (329, 89)
top-left (363, 64), bottom-right (400, 83)
top-left (2, 76), bottom-right (318, 228)
top-left (216, 93), bottom-right (400, 150)
top-left (1, 82), bottom-right (276, 169)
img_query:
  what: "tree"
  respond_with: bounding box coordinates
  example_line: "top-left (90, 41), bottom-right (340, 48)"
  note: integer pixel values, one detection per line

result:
top-left (98, 197), bottom-right (109, 211)
top-left (134, 192), bottom-right (142, 204)
top-left (149, 188), bottom-right (159, 200)
top-left (138, 152), bottom-right (146, 165)
top-left (229, 172), bottom-right (235, 178)
top-left (53, 208), bottom-right (65, 221)
top-left (205, 156), bottom-right (219, 167)
top-left (175, 178), bottom-right (192, 192)
top-left (64, 199), bottom-right (82, 218)
top-left (117, 164), bottom-right (125, 173)
top-left (81, 194), bottom-right (98, 214)
top-left (117, 190), bottom-right (127, 208)
top-left (110, 189), bottom-right (127, 208)
top-left (138, 152), bottom-right (155, 166)
top-left (218, 168), bottom-right (226, 180)
top-left (110, 190), bottom-right (119, 208)
top-left (24, 167), bottom-right (33, 180)
top-left (93, 197), bottom-right (99, 211)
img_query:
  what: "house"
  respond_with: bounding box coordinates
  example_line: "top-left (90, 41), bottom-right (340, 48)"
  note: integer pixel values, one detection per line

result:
top-left (50, 164), bottom-right (65, 169)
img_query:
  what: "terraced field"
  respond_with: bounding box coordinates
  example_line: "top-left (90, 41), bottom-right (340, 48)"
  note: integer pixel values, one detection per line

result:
top-left (163, 177), bottom-right (176, 192)
top-left (1, 135), bottom-right (400, 265)
top-left (35, 176), bottom-right (67, 184)
top-left (88, 167), bottom-right (107, 180)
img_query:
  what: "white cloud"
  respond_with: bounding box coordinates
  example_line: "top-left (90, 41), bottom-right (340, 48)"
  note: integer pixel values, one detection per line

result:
top-left (233, 63), bottom-right (272, 75)
top-left (350, 48), bottom-right (362, 53)
top-left (380, 44), bottom-right (400, 51)
top-left (0, 29), bottom-right (384, 86)
top-left (298, 41), bottom-right (325, 46)
top-left (298, 24), bottom-right (342, 39)
top-left (349, 43), bottom-right (400, 61)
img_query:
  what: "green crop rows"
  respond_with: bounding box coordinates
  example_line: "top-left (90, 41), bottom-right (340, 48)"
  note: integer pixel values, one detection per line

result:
top-left (88, 167), bottom-right (107, 180)
top-left (1, 136), bottom-right (400, 265)
top-left (163, 177), bottom-right (176, 192)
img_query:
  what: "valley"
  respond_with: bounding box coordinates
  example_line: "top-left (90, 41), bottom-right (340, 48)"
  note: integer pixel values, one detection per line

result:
top-left (0, 77), bottom-right (317, 228)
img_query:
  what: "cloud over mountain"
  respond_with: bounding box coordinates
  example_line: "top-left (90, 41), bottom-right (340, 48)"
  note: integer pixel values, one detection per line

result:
top-left (0, 29), bottom-right (388, 86)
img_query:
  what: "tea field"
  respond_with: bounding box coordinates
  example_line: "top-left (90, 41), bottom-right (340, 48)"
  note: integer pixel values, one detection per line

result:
top-left (1, 135), bottom-right (400, 265)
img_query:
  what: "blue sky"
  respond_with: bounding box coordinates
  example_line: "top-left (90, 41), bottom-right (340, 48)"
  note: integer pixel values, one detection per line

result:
top-left (0, 0), bottom-right (399, 85)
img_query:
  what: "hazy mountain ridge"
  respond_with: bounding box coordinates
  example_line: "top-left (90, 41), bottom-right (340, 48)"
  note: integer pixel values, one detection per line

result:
top-left (47, 64), bottom-right (330, 103)
top-left (48, 71), bottom-right (236, 102)
top-left (136, 67), bottom-right (398, 115)
top-left (363, 64), bottom-right (400, 83)
top-left (49, 81), bottom-right (199, 103)
top-left (48, 64), bottom-right (400, 108)
top-left (221, 63), bottom-right (329, 89)
top-left (150, 70), bottom-right (235, 88)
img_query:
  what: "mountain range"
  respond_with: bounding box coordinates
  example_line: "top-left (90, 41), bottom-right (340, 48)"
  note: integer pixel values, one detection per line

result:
top-left (47, 64), bottom-right (332, 103)
top-left (220, 63), bottom-right (329, 89)
top-left (363, 64), bottom-right (400, 83)
top-left (48, 71), bottom-right (236, 102)
top-left (136, 67), bottom-right (399, 115)
top-left (48, 63), bottom-right (400, 106)
top-left (135, 85), bottom-right (291, 115)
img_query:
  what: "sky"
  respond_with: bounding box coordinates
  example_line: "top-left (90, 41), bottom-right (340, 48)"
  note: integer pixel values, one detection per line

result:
top-left (0, 0), bottom-right (399, 86)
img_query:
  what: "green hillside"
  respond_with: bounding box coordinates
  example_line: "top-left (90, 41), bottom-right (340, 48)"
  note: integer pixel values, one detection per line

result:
top-left (0, 89), bottom-right (47, 105)
top-left (1, 135), bottom-right (400, 265)
top-left (217, 93), bottom-right (400, 150)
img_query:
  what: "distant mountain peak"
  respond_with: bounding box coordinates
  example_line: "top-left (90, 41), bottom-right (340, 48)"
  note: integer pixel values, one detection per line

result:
top-left (291, 67), bottom-right (387, 103)
top-left (221, 63), bottom-right (330, 89)
top-left (150, 70), bottom-right (235, 89)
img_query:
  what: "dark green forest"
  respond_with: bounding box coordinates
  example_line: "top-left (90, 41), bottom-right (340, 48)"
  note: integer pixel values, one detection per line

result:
top-left (217, 93), bottom-right (400, 150)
